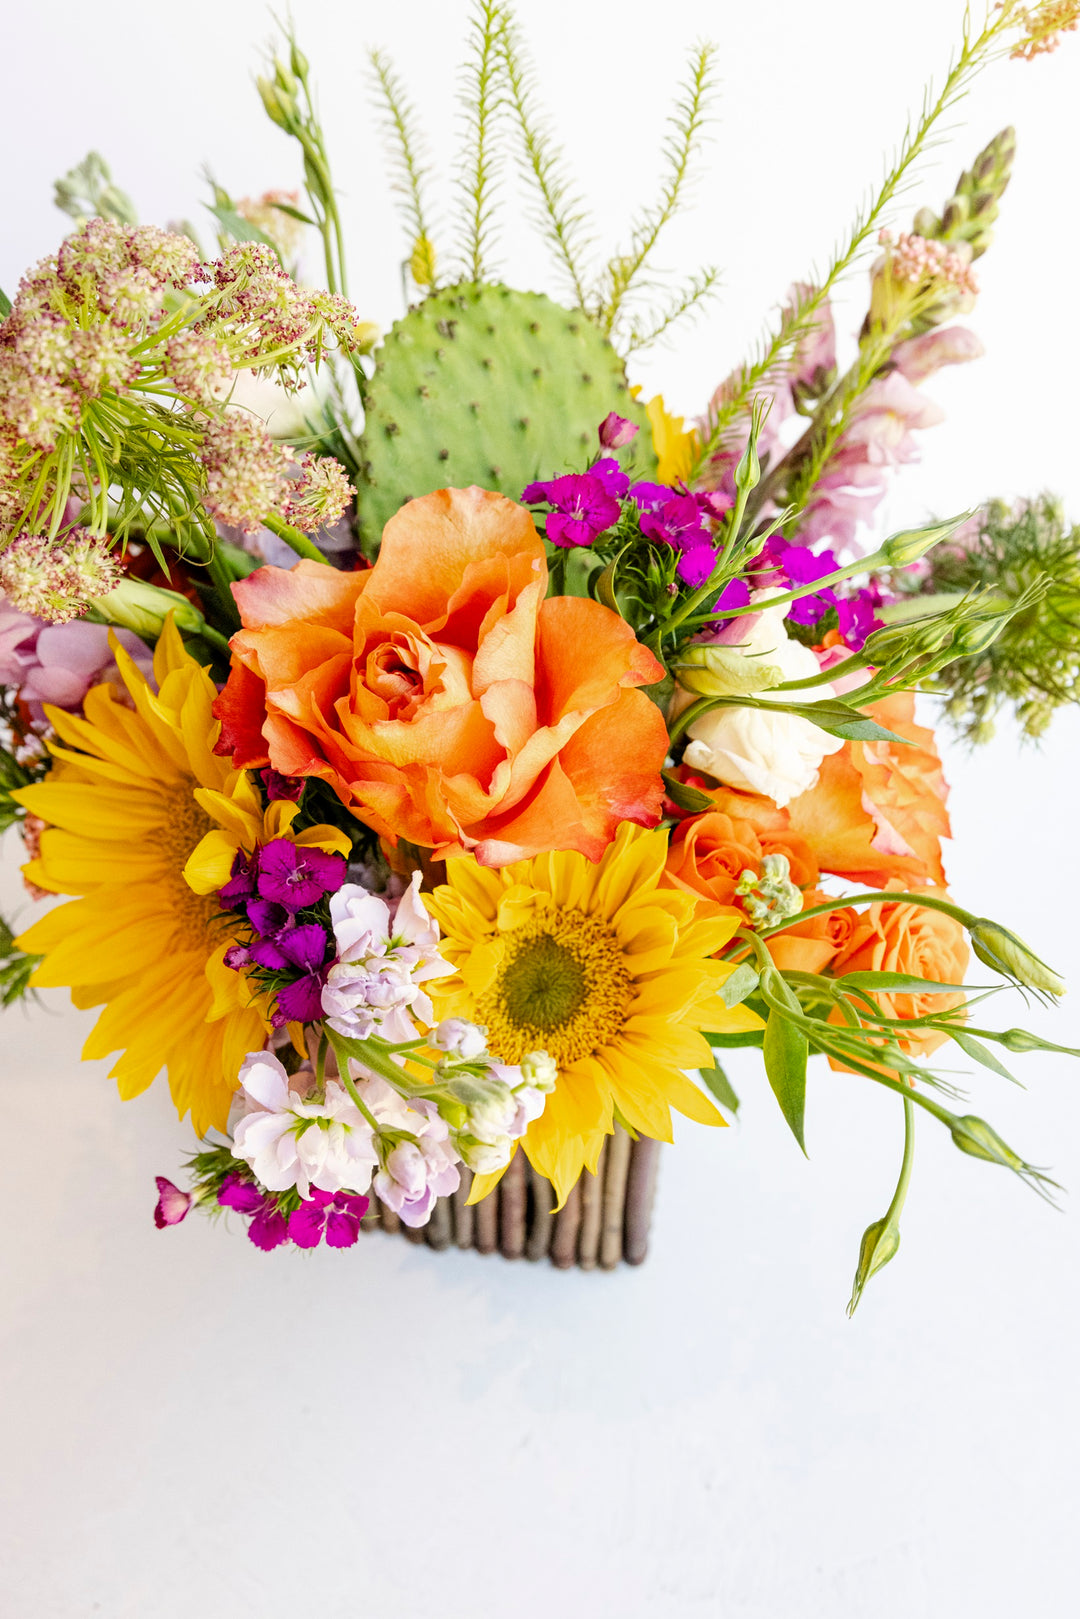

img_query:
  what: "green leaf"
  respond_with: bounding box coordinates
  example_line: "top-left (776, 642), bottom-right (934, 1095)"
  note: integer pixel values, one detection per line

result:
top-left (270, 201), bottom-right (318, 225)
top-left (595, 546), bottom-right (626, 614)
top-left (720, 962), bottom-right (759, 1009)
top-left (838, 971), bottom-right (971, 994)
top-left (704, 1027), bottom-right (765, 1049)
top-left (948, 1028), bottom-right (1018, 1084)
top-left (205, 203), bottom-right (283, 259)
top-left (661, 770), bottom-right (714, 814)
top-left (0, 287), bottom-right (11, 318)
top-left (782, 699), bottom-right (911, 744)
top-left (763, 1007), bottom-right (808, 1153)
top-left (700, 1057), bottom-right (740, 1114)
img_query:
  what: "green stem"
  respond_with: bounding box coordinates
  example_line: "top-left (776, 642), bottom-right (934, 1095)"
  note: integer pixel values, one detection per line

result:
top-left (759, 889), bottom-right (975, 939)
top-left (262, 512), bottom-right (330, 564)
top-left (885, 1095), bottom-right (916, 1229)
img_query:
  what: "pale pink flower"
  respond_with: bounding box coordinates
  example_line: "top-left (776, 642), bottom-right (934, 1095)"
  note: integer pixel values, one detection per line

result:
top-left (891, 325), bottom-right (985, 385)
top-left (358, 1074), bottom-right (461, 1226)
top-left (231, 1051), bottom-right (379, 1199)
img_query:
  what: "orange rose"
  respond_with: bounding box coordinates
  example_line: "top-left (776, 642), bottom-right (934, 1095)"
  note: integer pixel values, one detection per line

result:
top-left (662, 809), bottom-right (819, 920)
top-left (214, 486), bottom-right (669, 865)
top-left (766, 887), bottom-right (859, 976)
top-left (828, 892), bottom-right (970, 1062)
top-left (677, 691), bottom-right (951, 889)
top-left (785, 691), bottom-right (951, 887)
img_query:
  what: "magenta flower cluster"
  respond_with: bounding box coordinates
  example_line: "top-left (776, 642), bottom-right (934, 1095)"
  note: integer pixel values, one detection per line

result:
top-left (218, 838), bottom-right (346, 1025)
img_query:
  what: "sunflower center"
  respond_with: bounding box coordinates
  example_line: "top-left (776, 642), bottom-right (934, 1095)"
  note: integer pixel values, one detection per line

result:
top-left (476, 908), bottom-right (633, 1066)
top-left (156, 782), bottom-right (219, 952)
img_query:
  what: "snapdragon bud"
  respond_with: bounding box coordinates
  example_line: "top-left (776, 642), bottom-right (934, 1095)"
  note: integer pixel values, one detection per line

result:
top-left (881, 513), bottom-right (972, 568)
top-left (969, 919), bottom-right (1066, 996)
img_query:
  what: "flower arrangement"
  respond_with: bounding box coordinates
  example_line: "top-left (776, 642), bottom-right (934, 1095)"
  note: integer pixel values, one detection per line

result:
top-left (2, 0), bottom-right (1079, 1309)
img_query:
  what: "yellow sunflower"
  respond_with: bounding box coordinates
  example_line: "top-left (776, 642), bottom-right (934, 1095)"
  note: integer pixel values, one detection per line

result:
top-left (426, 821), bottom-right (764, 1205)
top-left (14, 618), bottom-right (349, 1133)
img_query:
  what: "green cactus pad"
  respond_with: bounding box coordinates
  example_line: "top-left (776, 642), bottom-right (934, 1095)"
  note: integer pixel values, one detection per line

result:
top-left (356, 282), bottom-right (656, 549)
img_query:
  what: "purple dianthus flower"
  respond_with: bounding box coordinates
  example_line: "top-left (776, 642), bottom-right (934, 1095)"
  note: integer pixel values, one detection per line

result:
top-left (519, 472), bottom-right (621, 548)
top-left (257, 840), bottom-right (346, 908)
top-left (287, 1187), bottom-right (370, 1249)
top-left (218, 1173), bottom-right (289, 1251)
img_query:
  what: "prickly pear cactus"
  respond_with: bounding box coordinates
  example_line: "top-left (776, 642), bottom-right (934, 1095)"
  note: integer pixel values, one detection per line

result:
top-left (356, 282), bottom-right (656, 548)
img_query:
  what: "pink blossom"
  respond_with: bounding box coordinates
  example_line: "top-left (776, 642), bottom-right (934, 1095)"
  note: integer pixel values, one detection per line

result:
top-left (891, 325), bottom-right (985, 385)
top-left (787, 283), bottom-right (837, 390)
top-left (0, 599), bottom-right (153, 719)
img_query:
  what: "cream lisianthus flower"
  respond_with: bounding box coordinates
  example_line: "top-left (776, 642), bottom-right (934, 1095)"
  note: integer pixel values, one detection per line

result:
top-left (680, 591), bottom-right (844, 807)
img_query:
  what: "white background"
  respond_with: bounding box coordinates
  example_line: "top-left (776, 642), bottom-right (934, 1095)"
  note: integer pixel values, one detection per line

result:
top-left (3, 2), bottom-right (1080, 1615)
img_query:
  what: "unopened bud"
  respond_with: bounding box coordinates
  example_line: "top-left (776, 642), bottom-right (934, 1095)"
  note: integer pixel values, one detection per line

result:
top-left (949, 611), bottom-right (1011, 660)
top-left (949, 1114), bottom-right (1024, 1171)
top-left (289, 41), bottom-right (310, 79)
top-left (433, 1018), bottom-right (488, 1061)
top-left (93, 578), bottom-right (206, 641)
top-left (969, 919), bottom-right (1066, 996)
top-left (881, 513), bottom-right (972, 569)
top-left (520, 1050), bottom-right (557, 1092)
top-left (676, 640), bottom-right (783, 698)
top-left (256, 75), bottom-right (295, 131)
top-left (598, 411), bottom-right (640, 450)
top-left (847, 1215), bottom-right (900, 1316)
top-left (454, 1133), bottom-right (514, 1174)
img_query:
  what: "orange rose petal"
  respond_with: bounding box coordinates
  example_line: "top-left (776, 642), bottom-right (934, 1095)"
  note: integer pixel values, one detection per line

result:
top-left (231, 558), bottom-right (365, 632)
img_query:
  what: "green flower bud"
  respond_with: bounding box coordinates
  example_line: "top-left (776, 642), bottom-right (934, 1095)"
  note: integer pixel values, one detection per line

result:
top-left (948, 612), bottom-right (1010, 660)
top-left (969, 919), bottom-right (1066, 996)
top-left (93, 578), bottom-right (206, 641)
top-left (289, 41), bottom-right (310, 80)
top-left (675, 641), bottom-right (783, 698)
top-left (881, 513), bottom-right (972, 569)
top-left (847, 1215), bottom-right (901, 1317)
top-left (949, 1114), bottom-right (1025, 1171)
top-left (256, 75), bottom-right (295, 131)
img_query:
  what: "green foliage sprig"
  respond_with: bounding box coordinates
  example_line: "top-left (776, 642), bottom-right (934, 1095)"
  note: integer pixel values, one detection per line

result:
top-left (911, 497), bottom-right (1080, 741)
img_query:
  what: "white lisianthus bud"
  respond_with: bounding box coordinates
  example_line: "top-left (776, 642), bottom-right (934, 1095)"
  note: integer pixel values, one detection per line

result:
top-left (681, 591), bottom-right (844, 808)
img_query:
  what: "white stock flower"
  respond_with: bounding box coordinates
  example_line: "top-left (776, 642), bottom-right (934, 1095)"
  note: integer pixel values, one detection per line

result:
top-left (355, 1071), bottom-right (461, 1227)
top-left (322, 871), bottom-right (453, 1042)
top-left (681, 592), bottom-right (844, 807)
top-left (231, 1051), bottom-right (379, 1199)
